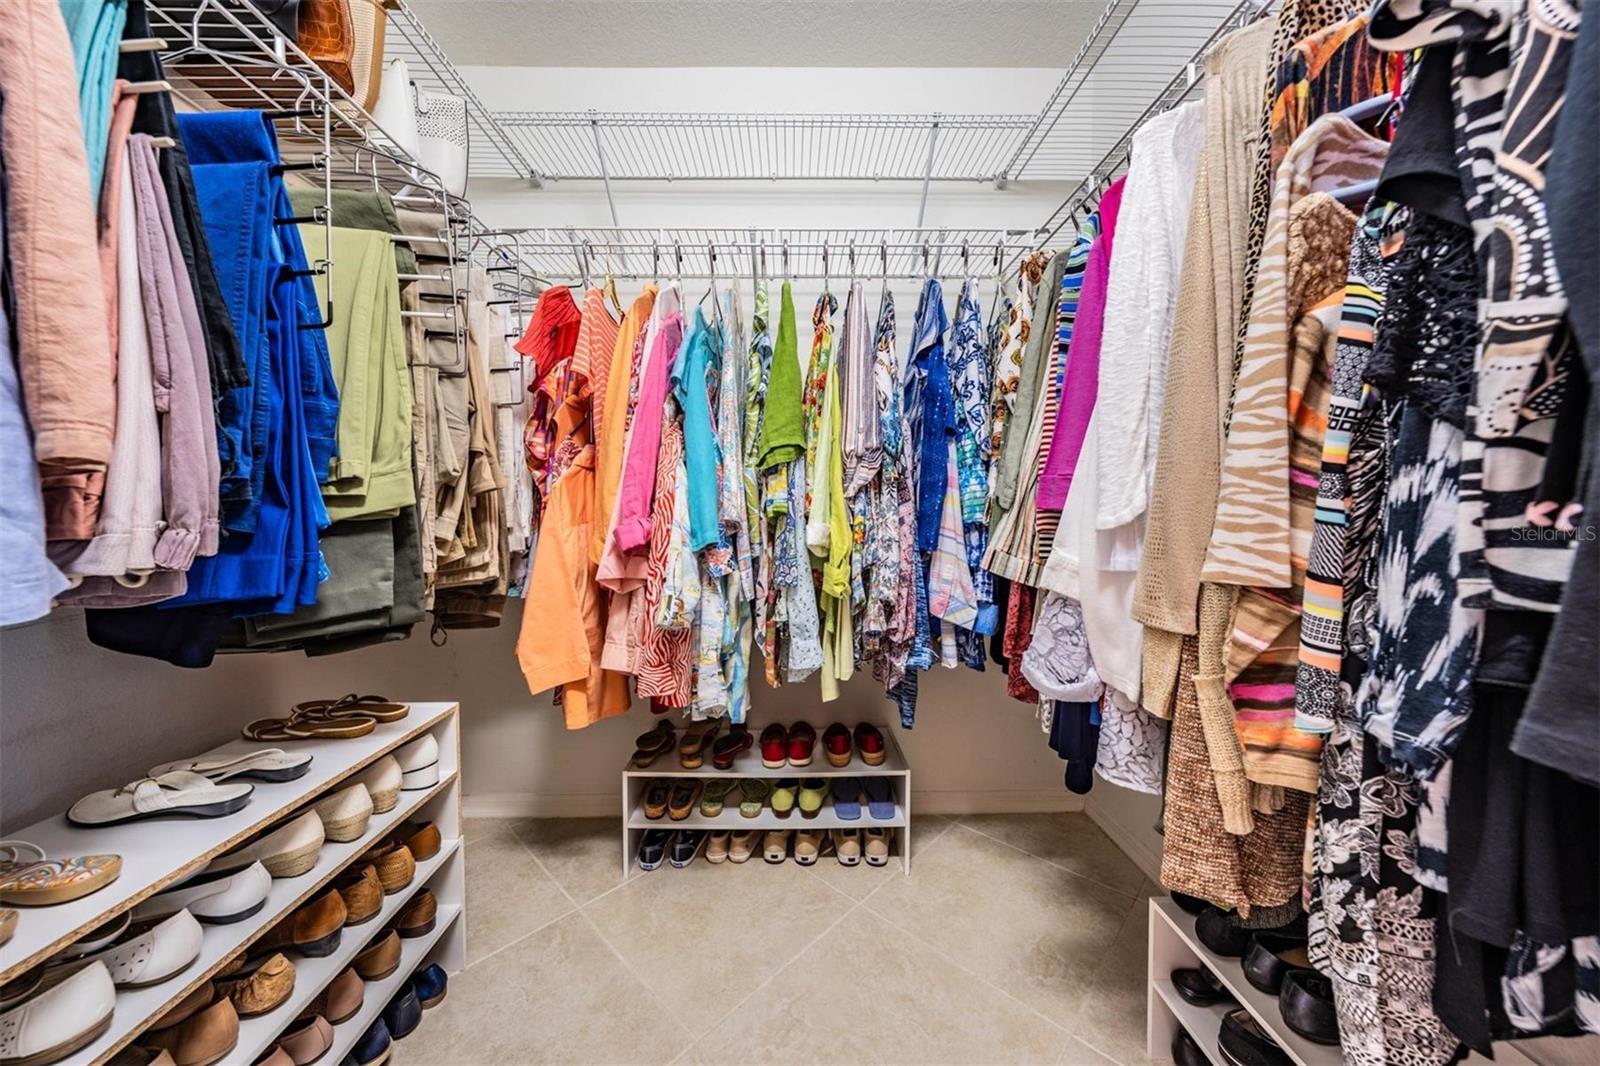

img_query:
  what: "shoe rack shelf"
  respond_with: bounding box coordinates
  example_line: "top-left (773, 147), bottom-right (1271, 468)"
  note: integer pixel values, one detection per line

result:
top-left (0, 703), bottom-right (465, 1066)
top-left (1146, 897), bottom-right (1340, 1066)
top-left (620, 728), bottom-right (913, 876)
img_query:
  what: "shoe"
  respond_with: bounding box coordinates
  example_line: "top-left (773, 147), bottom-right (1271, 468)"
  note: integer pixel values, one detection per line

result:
top-left (861, 777), bottom-right (895, 820)
top-left (74, 910), bottom-right (203, 988)
top-left (1194, 907), bottom-right (1253, 958)
top-left (822, 723), bottom-right (852, 767)
top-left (1171, 1027), bottom-right (1207, 1066)
top-left (630, 720), bottom-right (676, 769)
top-left (343, 1018), bottom-right (391, 1066)
top-left (148, 982), bottom-right (215, 1031)
top-left (336, 866), bottom-right (383, 926)
top-left (770, 779), bottom-right (799, 819)
top-left (303, 968), bottom-right (363, 1026)
top-left (0, 961), bottom-right (114, 1065)
top-left (829, 778), bottom-right (862, 820)
top-left (357, 756), bottom-right (402, 815)
top-left (727, 830), bottom-right (758, 864)
top-left (700, 779), bottom-right (737, 817)
top-left (758, 724), bottom-right (789, 769)
top-left (667, 780), bottom-right (703, 821)
top-left (353, 930), bottom-right (401, 981)
top-left (796, 779), bottom-right (828, 820)
top-left (148, 749), bottom-right (312, 785)
top-left (853, 722), bottom-right (887, 766)
top-left (1242, 931), bottom-right (1310, 995)
top-left (642, 780), bottom-right (670, 820)
top-left (1172, 966), bottom-right (1235, 1007)
top-left (738, 779), bottom-right (771, 818)
top-left (59, 911), bottom-right (129, 959)
top-left (0, 843), bottom-right (122, 907)
top-left (292, 695), bottom-right (409, 724)
top-left (669, 831), bottom-right (708, 868)
top-left (637, 829), bottom-right (673, 871)
top-left (786, 721), bottom-right (816, 767)
top-left (382, 984), bottom-right (421, 1040)
top-left (256, 886), bottom-right (347, 958)
top-left (249, 1049), bottom-right (290, 1066)
top-left (359, 840), bottom-right (415, 895)
top-left (678, 720), bottom-right (720, 769)
top-left (395, 889), bottom-right (436, 938)
top-left (216, 953), bottom-right (295, 1017)
top-left (211, 810), bottom-right (325, 879)
top-left (863, 827), bottom-right (890, 867)
top-left (393, 733), bottom-right (440, 791)
top-left (410, 963), bottom-right (447, 1009)
top-left (793, 828), bottom-right (830, 866)
top-left (832, 828), bottom-right (861, 866)
top-left (710, 724), bottom-right (752, 769)
top-left (144, 995), bottom-right (239, 1066)
top-left (1171, 891), bottom-right (1210, 915)
top-left (1217, 1007), bottom-right (1291, 1066)
top-left (705, 831), bottom-right (731, 864)
top-left (762, 830), bottom-right (791, 864)
top-left (1278, 969), bottom-right (1339, 1045)
top-left (274, 1014), bottom-right (332, 1065)
top-left (67, 772), bottom-right (253, 827)
top-left (312, 783), bottom-right (373, 843)
top-left (396, 822), bottom-right (441, 863)
top-left (136, 862), bottom-right (271, 925)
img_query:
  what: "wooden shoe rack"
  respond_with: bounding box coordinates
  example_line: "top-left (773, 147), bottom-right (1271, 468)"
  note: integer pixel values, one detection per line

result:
top-left (0, 703), bottom-right (466, 1065)
top-left (620, 728), bottom-right (913, 876)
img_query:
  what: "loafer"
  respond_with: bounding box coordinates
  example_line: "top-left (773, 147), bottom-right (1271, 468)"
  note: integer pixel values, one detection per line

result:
top-left (710, 724), bottom-right (752, 769)
top-left (1278, 969), bottom-right (1339, 1045)
top-left (0, 960), bottom-right (115, 1065)
top-left (76, 909), bottom-right (203, 988)
top-left (358, 756), bottom-right (402, 815)
top-left (113, 1050), bottom-right (177, 1066)
top-left (1194, 907), bottom-right (1253, 958)
top-left (822, 723), bottom-right (852, 767)
top-left (276, 1014), bottom-right (332, 1066)
top-left (58, 911), bottom-right (130, 959)
top-left (1218, 1007), bottom-right (1291, 1066)
top-left (796, 779), bottom-right (828, 819)
top-left (770, 779), bottom-right (799, 819)
top-left (250, 1049), bottom-right (292, 1066)
top-left (304, 968), bottom-right (363, 1026)
top-left (853, 722), bottom-right (887, 765)
top-left (210, 811), bottom-right (325, 879)
top-left (1172, 965), bottom-right (1235, 1007)
top-left (353, 930), bottom-right (401, 981)
top-left (381, 984), bottom-right (421, 1040)
top-left (410, 963), bottom-right (447, 1009)
top-left (312, 783), bottom-right (373, 843)
top-left (669, 831), bottom-right (708, 868)
top-left (394, 889), bottom-right (436, 938)
top-left (336, 865), bottom-right (383, 926)
top-left (397, 821), bottom-right (442, 863)
top-left (216, 953), bottom-right (295, 1018)
top-left (359, 841), bottom-right (415, 895)
top-left (758, 724), bottom-right (789, 769)
top-left (1242, 931), bottom-right (1311, 995)
top-left (786, 721), bottom-right (816, 766)
top-left (148, 982), bottom-right (216, 1031)
top-left (1172, 1026), bottom-right (1207, 1066)
top-left (143, 995), bottom-right (239, 1066)
top-left (256, 886), bottom-right (347, 958)
top-left (393, 733), bottom-right (440, 791)
top-left (637, 829), bottom-right (673, 871)
top-left (342, 1018), bottom-right (391, 1066)
top-left (136, 862), bottom-right (271, 925)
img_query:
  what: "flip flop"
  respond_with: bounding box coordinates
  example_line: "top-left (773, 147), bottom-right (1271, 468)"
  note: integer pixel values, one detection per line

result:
top-left (292, 695), bottom-right (409, 723)
top-left (678, 721), bottom-right (721, 769)
top-left (830, 778), bottom-right (863, 820)
top-left (700, 780), bottom-right (737, 817)
top-left (0, 843), bottom-right (122, 906)
top-left (738, 780), bottom-right (771, 818)
top-left (862, 777), bottom-right (896, 820)
top-left (667, 780), bottom-right (703, 821)
top-left (67, 773), bottom-right (254, 827)
top-left (642, 780), bottom-right (671, 820)
top-left (149, 749), bottom-right (313, 784)
top-left (242, 716), bottom-right (375, 741)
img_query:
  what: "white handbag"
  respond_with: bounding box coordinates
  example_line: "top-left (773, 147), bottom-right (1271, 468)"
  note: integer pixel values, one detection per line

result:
top-left (412, 87), bottom-right (469, 197)
top-left (371, 56), bottom-right (421, 160)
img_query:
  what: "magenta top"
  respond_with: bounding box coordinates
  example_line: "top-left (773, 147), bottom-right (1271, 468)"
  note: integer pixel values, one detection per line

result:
top-left (1036, 177), bottom-right (1126, 512)
top-left (610, 311), bottom-right (686, 554)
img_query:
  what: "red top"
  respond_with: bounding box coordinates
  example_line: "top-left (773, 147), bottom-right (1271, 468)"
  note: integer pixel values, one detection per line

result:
top-left (515, 285), bottom-right (582, 382)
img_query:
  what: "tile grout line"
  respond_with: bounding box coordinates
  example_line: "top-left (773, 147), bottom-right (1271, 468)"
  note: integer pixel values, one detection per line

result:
top-left (457, 824), bottom-right (583, 970)
top-left (573, 906), bottom-right (700, 1052)
top-left (953, 817), bottom-right (1146, 902)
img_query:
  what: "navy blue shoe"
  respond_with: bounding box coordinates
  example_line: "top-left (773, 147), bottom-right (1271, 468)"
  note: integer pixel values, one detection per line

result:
top-left (382, 984), bottom-right (422, 1040)
top-left (342, 1018), bottom-right (392, 1066)
top-left (411, 963), bottom-right (448, 1009)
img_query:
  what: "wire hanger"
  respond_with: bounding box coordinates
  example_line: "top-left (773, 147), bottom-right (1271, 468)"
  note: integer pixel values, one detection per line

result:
top-left (879, 240), bottom-right (890, 306)
top-left (960, 240), bottom-right (970, 278)
top-left (651, 241), bottom-right (661, 284)
top-left (988, 241), bottom-right (1004, 319)
top-left (781, 240), bottom-right (790, 281)
top-left (921, 242), bottom-right (930, 280)
top-left (822, 244), bottom-right (830, 293)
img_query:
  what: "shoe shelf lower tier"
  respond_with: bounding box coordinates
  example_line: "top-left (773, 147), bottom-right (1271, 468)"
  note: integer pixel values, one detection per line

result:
top-left (0, 703), bottom-right (464, 1066)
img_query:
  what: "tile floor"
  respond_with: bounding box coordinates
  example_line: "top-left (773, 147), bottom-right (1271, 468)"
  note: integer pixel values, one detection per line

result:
top-left (404, 813), bottom-right (1162, 1066)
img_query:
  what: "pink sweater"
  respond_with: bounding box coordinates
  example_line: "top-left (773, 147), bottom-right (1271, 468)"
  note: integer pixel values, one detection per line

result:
top-left (1037, 178), bottom-right (1125, 511)
top-left (610, 311), bottom-right (685, 554)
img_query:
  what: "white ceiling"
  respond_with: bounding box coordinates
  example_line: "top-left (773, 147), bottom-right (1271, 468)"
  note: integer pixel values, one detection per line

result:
top-left (406, 0), bottom-right (1108, 68)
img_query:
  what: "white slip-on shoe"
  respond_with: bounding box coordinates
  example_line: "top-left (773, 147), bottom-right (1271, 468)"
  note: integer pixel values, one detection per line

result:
top-left (148, 749), bottom-right (312, 784)
top-left (357, 756), bottom-right (401, 814)
top-left (392, 734), bottom-right (439, 791)
top-left (0, 960), bottom-right (115, 1065)
top-left (56, 911), bottom-right (130, 961)
top-left (312, 784), bottom-right (373, 843)
top-left (209, 811), bottom-right (325, 879)
top-left (133, 862), bottom-right (270, 925)
top-left (67, 772), bottom-right (253, 828)
top-left (72, 910), bottom-right (203, 989)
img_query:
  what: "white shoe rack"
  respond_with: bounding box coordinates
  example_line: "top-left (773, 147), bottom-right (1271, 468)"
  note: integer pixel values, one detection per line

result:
top-left (620, 726), bottom-right (913, 876)
top-left (0, 702), bottom-right (466, 1066)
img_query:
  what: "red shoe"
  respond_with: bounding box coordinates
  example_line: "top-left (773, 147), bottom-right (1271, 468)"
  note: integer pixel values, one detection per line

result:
top-left (759, 724), bottom-right (789, 769)
top-left (711, 725), bottom-right (753, 770)
top-left (787, 721), bottom-right (817, 767)
top-left (822, 723), bottom-right (852, 768)
top-left (854, 723), bottom-right (886, 766)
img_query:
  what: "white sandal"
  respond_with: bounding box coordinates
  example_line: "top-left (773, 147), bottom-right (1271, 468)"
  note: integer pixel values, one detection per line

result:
top-left (148, 748), bottom-right (312, 784)
top-left (67, 771), bottom-right (253, 827)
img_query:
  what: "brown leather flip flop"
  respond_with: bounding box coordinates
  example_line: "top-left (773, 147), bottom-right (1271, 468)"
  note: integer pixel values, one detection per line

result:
top-left (293, 694), bottom-right (410, 723)
top-left (241, 716), bottom-right (375, 742)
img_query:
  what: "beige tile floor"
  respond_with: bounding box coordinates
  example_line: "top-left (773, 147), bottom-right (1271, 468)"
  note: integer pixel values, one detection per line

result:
top-left (402, 813), bottom-right (1162, 1066)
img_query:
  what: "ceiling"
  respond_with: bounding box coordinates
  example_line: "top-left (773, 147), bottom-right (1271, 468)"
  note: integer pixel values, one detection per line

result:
top-left (405, 0), bottom-right (1107, 68)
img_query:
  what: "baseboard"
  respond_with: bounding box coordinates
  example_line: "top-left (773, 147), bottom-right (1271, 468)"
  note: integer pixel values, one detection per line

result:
top-left (464, 788), bottom-right (1084, 820)
top-left (1084, 790), bottom-right (1163, 882)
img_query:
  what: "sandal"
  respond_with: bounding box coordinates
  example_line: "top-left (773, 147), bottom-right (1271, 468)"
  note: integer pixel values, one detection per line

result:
top-left (770, 779), bottom-right (799, 819)
top-left (67, 772), bottom-right (254, 827)
top-left (292, 695), bottom-right (409, 723)
top-left (700, 780), bottom-right (737, 818)
top-left (832, 828), bottom-right (862, 866)
top-left (0, 843), bottom-right (122, 906)
top-left (678, 721), bottom-right (721, 769)
top-left (762, 829), bottom-right (792, 864)
top-left (830, 778), bottom-right (863, 820)
top-left (786, 721), bottom-right (817, 767)
top-left (738, 780), bottom-right (772, 818)
top-left (797, 778), bottom-right (828, 820)
top-left (149, 748), bottom-right (313, 784)
top-left (242, 716), bottom-right (375, 742)
top-left (711, 724), bottom-right (753, 770)
top-left (864, 827), bottom-right (890, 867)
top-left (630, 720), bottom-right (677, 768)
top-left (642, 780), bottom-right (671, 821)
top-left (728, 830), bottom-right (758, 864)
top-left (667, 780), bottom-right (703, 821)
top-left (854, 723), bottom-right (887, 766)
top-left (758, 724), bottom-right (789, 769)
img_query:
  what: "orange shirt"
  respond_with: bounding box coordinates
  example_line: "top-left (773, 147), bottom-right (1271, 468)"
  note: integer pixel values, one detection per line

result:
top-left (590, 286), bottom-right (656, 564)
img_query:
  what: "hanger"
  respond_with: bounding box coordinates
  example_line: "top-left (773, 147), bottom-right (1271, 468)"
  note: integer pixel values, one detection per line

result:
top-left (988, 241), bottom-right (1004, 319)
top-left (759, 238), bottom-right (768, 282)
top-left (672, 242), bottom-right (684, 286)
top-left (601, 242), bottom-right (624, 313)
top-left (700, 242), bottom-right (725, 329)
top-left (848, 240), bottom-right (857, 281)
top-left (960, 240), bottom-right (970, 278)
top-left (822, 244), bottom-right (830, 293)
top-left (651, 241), bottom-right (661, 284)
top-left (781, 240), bottom-right (790, 280)
top-left (921, 242), bottom-right (930, 279)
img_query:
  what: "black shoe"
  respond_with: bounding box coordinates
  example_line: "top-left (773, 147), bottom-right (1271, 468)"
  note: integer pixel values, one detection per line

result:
top-left (1218, 1008), bottom-right (1291, 1066)
top-left (1279, 969), bottom-right (1340, 1046)
top-left (1172, 966), bottom-right (1237, 1007)
top-left (669, 830), bottom-right (708, 868)
top-left (1170, 891), bottom-right (1210, 916)
top-left (382, 984), bottom-right (421, 1039)
top-left (1172, 1026), bottom-right (1208, 1066)
top-left (1242, 931), bottom-right (1311, 994)
top-left (1195, 907), bottom-right (1254, 958)
top-left (638, 829), bottom-right (674, 871)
